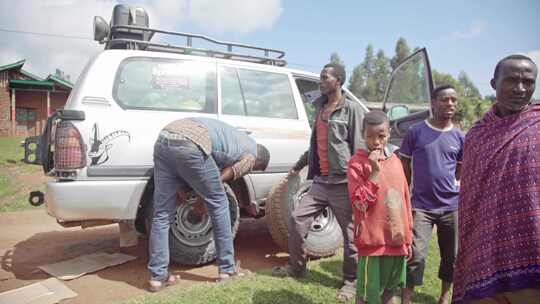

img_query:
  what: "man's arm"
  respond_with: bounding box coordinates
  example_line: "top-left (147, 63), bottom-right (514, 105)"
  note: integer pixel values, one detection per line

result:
top-left (348, 102), bottom-right (366, 154)
top-left (290, 150), bottom-right (308, 174)
top-left (222, 154), bottom-right (256, 182)
top-left (455, 162), bottom-right (462, 182)
top-left (400, 155), bottom-right (412, 186)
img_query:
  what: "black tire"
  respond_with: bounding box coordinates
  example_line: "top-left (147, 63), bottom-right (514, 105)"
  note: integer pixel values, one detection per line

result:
top-left (265, 168), bottom-right (343, 257)
top-left (145, 184), bottom-right (240, 266)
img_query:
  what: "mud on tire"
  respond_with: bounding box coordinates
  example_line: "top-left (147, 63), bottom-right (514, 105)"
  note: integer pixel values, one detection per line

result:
top-left (145, 184), bottom-right (240, 266)
top-left (265, 168), bottom-right (342, 257)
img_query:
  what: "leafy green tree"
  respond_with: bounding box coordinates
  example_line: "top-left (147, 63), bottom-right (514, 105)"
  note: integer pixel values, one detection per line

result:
top-left (391, 37), bottom-right (411, 70)
top-left (433, 70), bottom-right (490, 129)
top-left (362, 45), bottom-right (375, 80)
top-left (330, 52), bottom-right (345, 66)
top-left (458, 71), bottom-right (481, 99)
top-left (348, 64), bottom-right (364, 99)
top-left (348, 45), bottom-right (375, 101)
top-left (373, 49), bottom-right (390, 101)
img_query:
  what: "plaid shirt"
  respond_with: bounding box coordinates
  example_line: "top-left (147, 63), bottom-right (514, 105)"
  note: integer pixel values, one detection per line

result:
top-left (163, 118), bottom-right (255, 180)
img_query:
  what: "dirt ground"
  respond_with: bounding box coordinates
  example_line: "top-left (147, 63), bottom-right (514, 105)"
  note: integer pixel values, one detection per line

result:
top-left (0, 209), bottom-right (289, 304)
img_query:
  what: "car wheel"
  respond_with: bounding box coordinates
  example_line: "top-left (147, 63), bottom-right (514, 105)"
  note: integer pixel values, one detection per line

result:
top-left (145, 184), bottom-right (240, 266)
top-left (265, 168), bottom-right (342, 257)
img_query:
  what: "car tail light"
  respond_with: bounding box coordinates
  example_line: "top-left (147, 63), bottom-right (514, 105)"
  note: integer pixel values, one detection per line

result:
top-left (54, 121), bottom-right (86, 169)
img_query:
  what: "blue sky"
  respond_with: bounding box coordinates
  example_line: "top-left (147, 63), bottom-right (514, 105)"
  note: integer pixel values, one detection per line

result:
top-left (218, 0), bottom-right (540, 98)
top-left (1, 0), bottom-right (539, 98)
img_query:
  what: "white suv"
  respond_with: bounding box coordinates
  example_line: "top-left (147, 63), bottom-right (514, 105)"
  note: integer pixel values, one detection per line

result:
top-left (23, 5), bottom-right (433, 266)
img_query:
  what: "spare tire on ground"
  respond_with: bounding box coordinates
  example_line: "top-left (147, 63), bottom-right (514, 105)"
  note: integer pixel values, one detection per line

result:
top-left (265, 168), bottom-right (343, 257)
top-left (145, 183), bottom-right (240, 266)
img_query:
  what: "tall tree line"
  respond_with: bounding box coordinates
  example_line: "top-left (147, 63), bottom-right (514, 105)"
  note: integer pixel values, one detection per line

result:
top-left (330, 37), bottom-right (491, 129)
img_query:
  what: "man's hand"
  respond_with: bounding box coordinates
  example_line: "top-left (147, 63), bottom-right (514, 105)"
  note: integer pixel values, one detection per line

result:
top-left (220, 167), bottom-right (234, 182)
top-left (192, 196), bottom-right (207, 217)
top-left (177, 191), bottom-right (191, 206)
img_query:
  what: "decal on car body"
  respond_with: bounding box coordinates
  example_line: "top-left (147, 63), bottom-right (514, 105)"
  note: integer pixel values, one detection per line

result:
top-left (88, 123), bottom-right (131, 165)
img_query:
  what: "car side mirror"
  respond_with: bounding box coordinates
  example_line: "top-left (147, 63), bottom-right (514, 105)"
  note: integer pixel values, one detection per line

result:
top-left (388, 105), bottom-right (409, 120)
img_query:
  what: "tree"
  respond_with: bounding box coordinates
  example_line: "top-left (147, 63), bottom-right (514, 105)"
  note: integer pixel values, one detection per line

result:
top-left (391, 37), bottom-right (411, 70)
top-left (330, 52), bottom-right (345, 67)
top-left (373, 49), bottom-right (390, 101)
top-left (54, 68), bottom-right (71, 82)
top-left (348, 44), bottom-right (376, 101)
top-left (433, 70), bottom-right (490, 129)
top-left (458, 71), bottom-right (481, 100)
top-left (362, 45), bottom-right (375, 80)
top-left (348, 64), bottom-right (364, 99)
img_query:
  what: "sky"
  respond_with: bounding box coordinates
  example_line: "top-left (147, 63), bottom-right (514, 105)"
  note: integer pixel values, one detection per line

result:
top-left (1, 0), bottom-right (539, 98)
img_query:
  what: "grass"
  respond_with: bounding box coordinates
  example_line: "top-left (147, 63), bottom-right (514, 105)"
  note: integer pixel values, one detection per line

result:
top-left (0, 136), bottom-right (44, 212)
top-left (0, 184), bottom-right (45, 212)
top-left (124, 234), bottom-right (444, 304)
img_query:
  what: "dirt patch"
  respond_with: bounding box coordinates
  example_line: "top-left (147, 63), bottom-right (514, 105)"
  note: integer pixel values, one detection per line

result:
top-left (0, 210), bottom-right (288, 304)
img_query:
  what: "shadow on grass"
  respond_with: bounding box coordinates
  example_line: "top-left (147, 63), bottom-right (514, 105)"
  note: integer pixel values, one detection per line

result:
top-left (317, 260), bottom-right (343, 278)
top-left (252, 289), bottom-right (313, 304)
top-left (257, 259), bottom-right (343, 291)
top-left (413, 292), bottom-right (438, 304)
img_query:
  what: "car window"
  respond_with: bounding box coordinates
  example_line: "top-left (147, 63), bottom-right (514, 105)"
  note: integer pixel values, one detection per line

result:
top-left (220, 66), bottom-right (298, 119)
top-left (385, 52), bottom-right (430, 106)
top-left (294, 78), bottom-right (320, 126)
top-left (114, 58), bottom-right (217, 113)
top-left (221, 67), bottom-right (246, 116)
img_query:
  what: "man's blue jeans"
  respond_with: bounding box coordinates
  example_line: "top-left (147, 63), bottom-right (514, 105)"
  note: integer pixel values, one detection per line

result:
top-left (148, 136), bottom-right (235, 281)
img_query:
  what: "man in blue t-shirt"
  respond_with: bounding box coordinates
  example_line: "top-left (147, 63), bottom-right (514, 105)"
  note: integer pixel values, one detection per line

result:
top-left (399, 85), bottom-right (464, 304)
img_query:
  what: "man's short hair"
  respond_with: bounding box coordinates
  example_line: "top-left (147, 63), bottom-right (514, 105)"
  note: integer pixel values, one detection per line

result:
top-left (493, 54), bottom-right (537, 80)
top-left (254, 144), bottom-right (270, 171)
top-left (432, 85), bottom-right (456, 100)
top-left (323, 63), bottom-right (346, 86)
top-left (362, 110), bottom-right (389, 130)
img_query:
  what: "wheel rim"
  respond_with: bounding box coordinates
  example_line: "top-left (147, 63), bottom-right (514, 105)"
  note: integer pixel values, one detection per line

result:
top-left (295, 185), bottom-right (334, 234)
top-left (311, 208), bottom-right (333, 232)
top-left (171, 197), bottom-right (213, 247)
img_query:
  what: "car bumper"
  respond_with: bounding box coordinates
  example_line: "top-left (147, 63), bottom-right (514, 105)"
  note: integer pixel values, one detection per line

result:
top-left (45, 180), bottom-right (147, 221)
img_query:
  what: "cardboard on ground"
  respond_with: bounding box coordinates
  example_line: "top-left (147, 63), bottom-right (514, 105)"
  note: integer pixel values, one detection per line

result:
top-left (0, 278), bottom-right (77, 304)
top-left (38, 251), bottom-right (136, 280)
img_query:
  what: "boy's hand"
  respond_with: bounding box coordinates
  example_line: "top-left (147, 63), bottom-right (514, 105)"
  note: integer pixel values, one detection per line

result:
top-left (406, 245), bottom-right (413, 261)
top-left (368, 149), bottom-right (384, 180)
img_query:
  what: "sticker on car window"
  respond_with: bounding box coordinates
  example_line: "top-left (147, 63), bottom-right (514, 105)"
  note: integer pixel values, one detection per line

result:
top-left (151, 64), bottom-right (191, 90)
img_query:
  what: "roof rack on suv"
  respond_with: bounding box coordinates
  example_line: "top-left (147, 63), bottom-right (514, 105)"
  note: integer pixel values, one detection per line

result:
top-left (94, 5), bottom-right (286, 66)
top-left (102, 25), bottom-right (287, 67)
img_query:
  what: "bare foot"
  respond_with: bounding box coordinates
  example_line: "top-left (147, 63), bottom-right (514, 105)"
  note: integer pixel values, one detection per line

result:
top-left (148, 273), bottom-right (181, 292)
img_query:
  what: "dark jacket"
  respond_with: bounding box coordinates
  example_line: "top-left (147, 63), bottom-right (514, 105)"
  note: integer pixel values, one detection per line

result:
top-left (295, 93), bottom-right (366, 184)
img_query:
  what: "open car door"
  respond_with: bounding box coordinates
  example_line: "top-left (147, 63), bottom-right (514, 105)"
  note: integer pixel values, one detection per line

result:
top-left (382, 48), bottom-right (434, 147)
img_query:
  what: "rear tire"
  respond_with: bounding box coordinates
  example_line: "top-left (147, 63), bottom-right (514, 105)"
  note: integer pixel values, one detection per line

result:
top-left (145, 184), bottom-right (240, 266)
top-left (265, 169), bottom-right (342, 257)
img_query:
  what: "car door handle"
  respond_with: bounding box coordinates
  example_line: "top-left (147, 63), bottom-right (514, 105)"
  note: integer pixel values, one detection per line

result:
top-left (236, 127), bottom-right (253, 135)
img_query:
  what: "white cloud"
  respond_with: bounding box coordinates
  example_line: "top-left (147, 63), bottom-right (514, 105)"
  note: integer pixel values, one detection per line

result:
top-left (0, 0), bottom-right (281, 82)
top-left (190, 0), bottom-right (282, 34)
top-left (0, 1), bottom-right (116, 82)
top-left (451, 21), bottom-right (486, 40)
